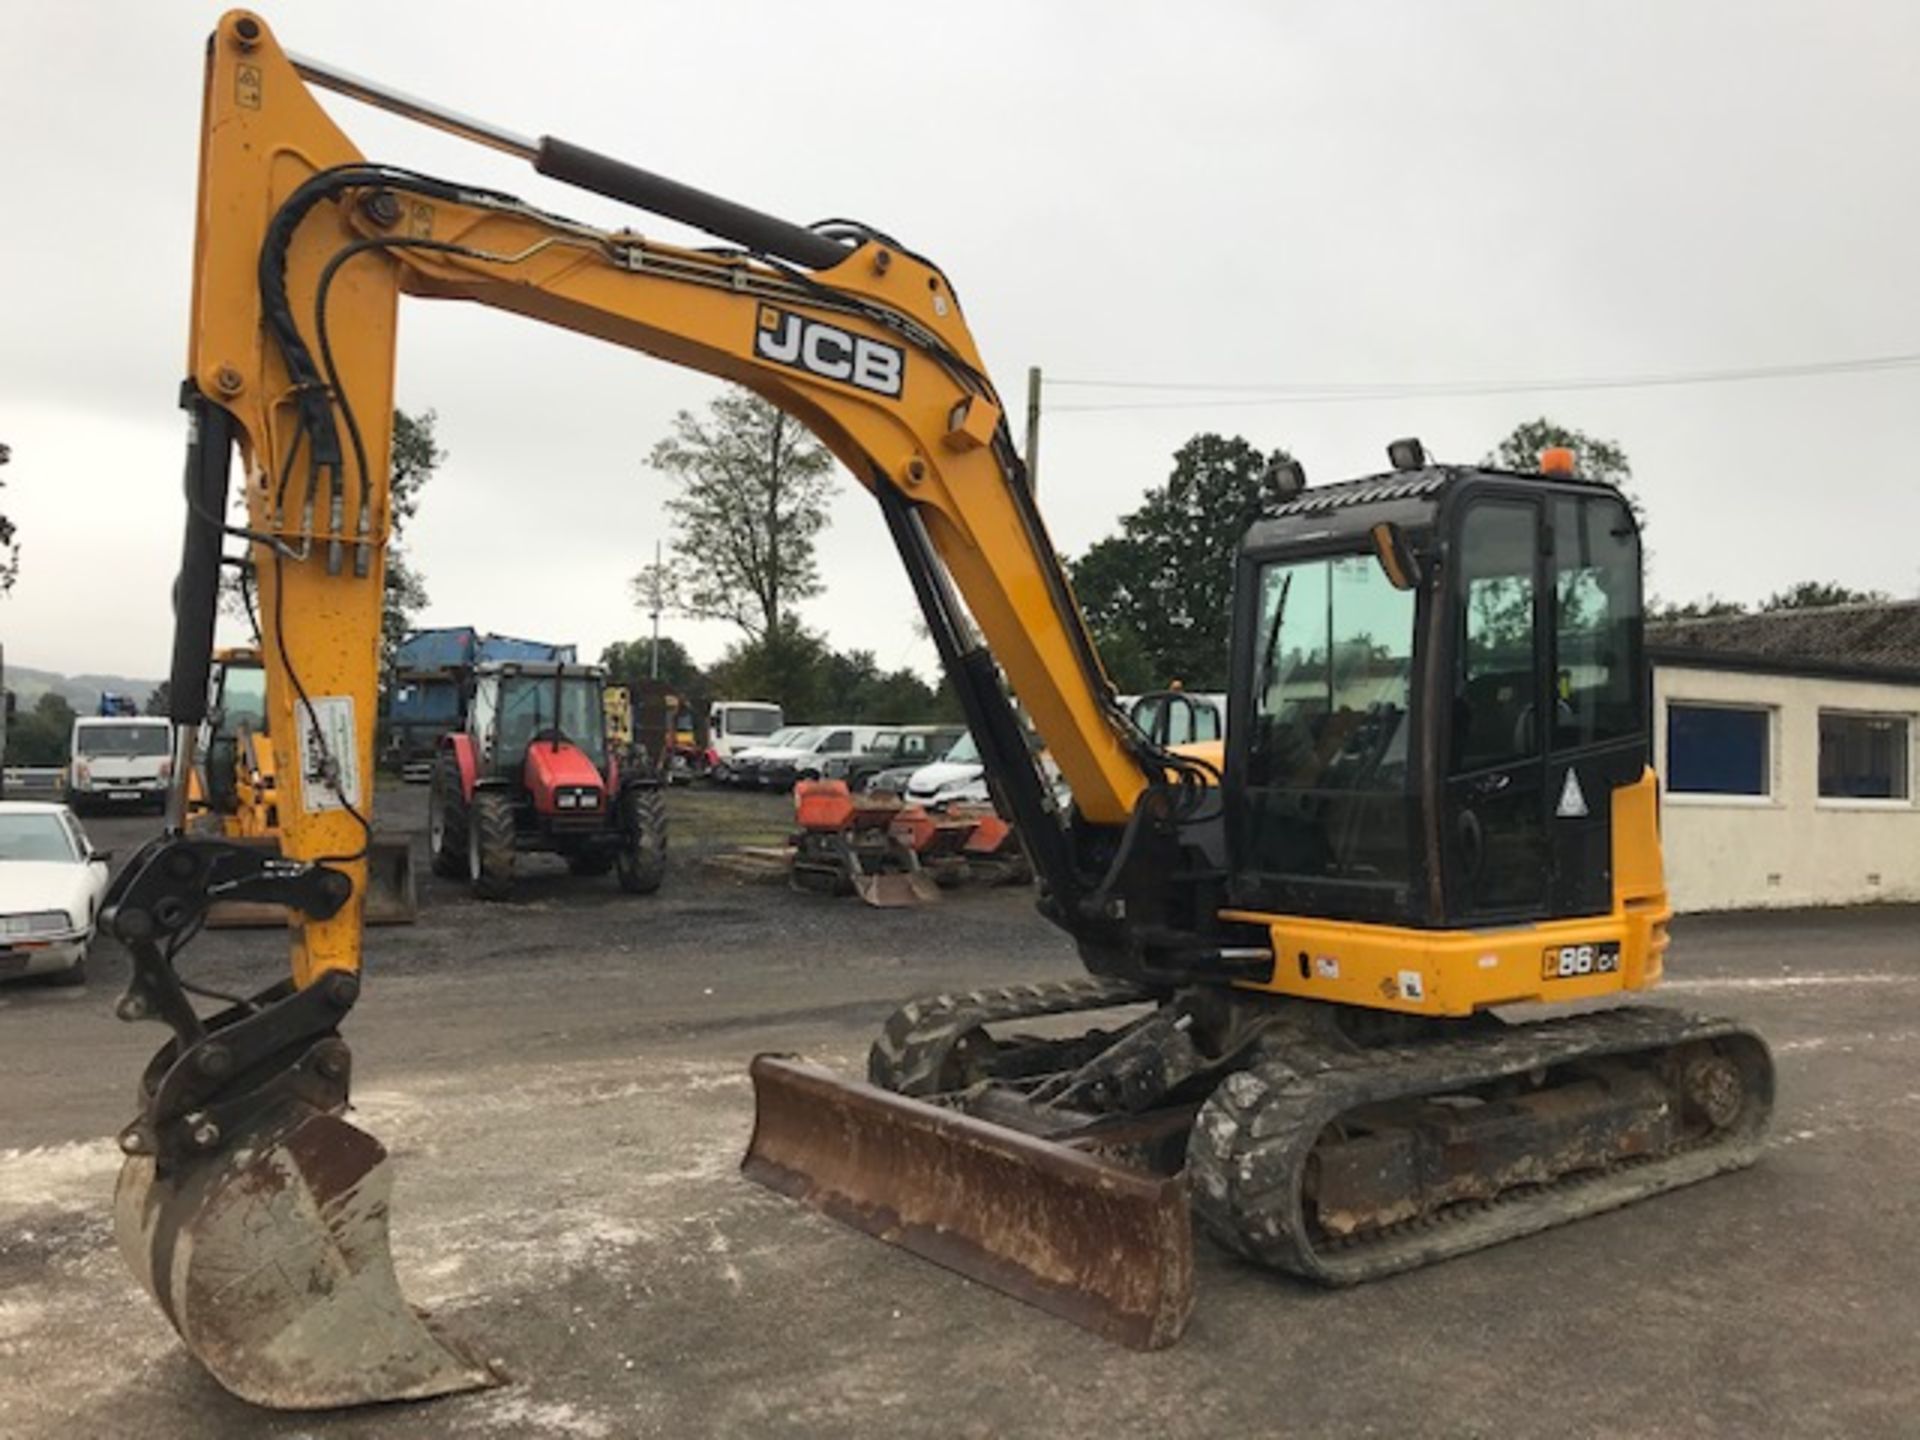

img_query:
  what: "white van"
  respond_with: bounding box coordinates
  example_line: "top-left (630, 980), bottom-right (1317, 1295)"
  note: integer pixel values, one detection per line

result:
top-left (708, 701), bottom-right (785, 762)
top-left (69, 716), bottom-right (173, 813)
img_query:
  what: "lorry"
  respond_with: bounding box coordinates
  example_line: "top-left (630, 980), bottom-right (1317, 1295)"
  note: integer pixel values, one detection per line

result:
top-left (68, 715), bottom-right (173, 813)
top-left (706, 699), bottom-right (784, 778)
top-left (385, 626), bottom-right (576, 780)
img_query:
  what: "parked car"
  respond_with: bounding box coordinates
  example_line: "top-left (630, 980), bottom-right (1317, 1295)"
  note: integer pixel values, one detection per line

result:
top-left (876, 730), bottom-right (1068, 812)
top-left (0, 802), bottom-right (111, 985)
top-left (755, 725), bottom-right (896, 790)
top-left (829, 725), bottom-right (966, 791)
top-left (887, 731), bottom-right (988, 808)
top-left (68, 715), bottom-right (173, 813)
top-left (715, 725), bottom-right (805, 785)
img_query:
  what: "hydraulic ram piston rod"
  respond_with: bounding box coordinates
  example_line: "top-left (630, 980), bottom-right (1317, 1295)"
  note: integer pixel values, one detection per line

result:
top-left (287, 50), bottom-right (849, 269)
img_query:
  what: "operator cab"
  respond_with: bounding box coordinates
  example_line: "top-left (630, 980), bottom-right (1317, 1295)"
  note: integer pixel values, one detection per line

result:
top-left (1225, 447), bottom-right (1645, 930)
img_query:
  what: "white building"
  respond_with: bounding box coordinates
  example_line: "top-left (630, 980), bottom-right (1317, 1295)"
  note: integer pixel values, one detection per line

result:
top-left (1649, 602), bottom-right (1920, 912)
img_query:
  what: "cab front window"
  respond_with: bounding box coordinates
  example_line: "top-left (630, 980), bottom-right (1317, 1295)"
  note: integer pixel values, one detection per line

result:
top-left (1236, 550), bottom-right (1419, 917)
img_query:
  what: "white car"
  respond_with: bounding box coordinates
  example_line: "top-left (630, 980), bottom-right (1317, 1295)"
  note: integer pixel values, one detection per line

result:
top-left (903, 731), bottom-right (989, 807)
top-left (0, 802), bottom-right (112, 986)
top-left (897, 732), bottom-right (1071, 811)
top-left (716, 725), bottom-right (806, 785)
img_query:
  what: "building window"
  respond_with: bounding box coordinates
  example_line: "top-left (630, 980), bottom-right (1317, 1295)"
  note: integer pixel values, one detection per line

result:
top-left (1819, 712), bottom-right (1911, 800)
top-left (1666, 703), bottom-right (1770, 797)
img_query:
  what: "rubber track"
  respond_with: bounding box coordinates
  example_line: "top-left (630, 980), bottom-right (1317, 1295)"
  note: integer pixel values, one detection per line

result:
top-left (867, 977), bottom-right (1154, 1097)
top-left (1187, 1004), bottom-right (1773, 1285)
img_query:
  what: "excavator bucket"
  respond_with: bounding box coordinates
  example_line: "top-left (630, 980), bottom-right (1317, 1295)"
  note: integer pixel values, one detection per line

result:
top-left (851, 869), bottom-right (942, 907)
top-left (742, 1055), bottom-right (1193, 1350)
top-left (115, 1108), bottom-right (493, 1410)
top-left (206, 837), bottom-right (418, 928)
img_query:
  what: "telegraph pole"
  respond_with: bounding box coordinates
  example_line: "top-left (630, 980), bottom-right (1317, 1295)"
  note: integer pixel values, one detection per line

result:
top-left (1024, 366), bottom-right (1042, 493)
top-left (647, 538), bottom-right (662, 680)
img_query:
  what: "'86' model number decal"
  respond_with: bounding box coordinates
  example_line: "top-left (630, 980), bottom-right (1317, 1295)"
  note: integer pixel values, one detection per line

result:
top-left (1541, 941), bottom-right (1621, 980)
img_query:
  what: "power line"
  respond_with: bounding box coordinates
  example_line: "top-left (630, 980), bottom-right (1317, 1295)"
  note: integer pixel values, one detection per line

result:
top-left (1044, 351), bottom-right (1920, 413)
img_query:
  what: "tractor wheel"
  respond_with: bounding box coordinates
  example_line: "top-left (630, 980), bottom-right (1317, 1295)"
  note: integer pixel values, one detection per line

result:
top-left (469, 789), bottom-right (517, 901)
top-left (567, 851), bottom-right (615, 877)
top-left (428, 752), bottom-right (469, 880)
top-left (615, 786), bottom-right (668, 895)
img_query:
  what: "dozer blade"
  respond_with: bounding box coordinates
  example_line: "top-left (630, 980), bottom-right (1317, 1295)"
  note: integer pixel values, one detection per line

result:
top-left (206, 836), bottom-right (418, 927)
top-left (851, 870), bottom-right (942, 908)
top-left (742, 1055), bottom-right (1193, 1350)
top-left (115, 1109), bottom-right (493, 1410)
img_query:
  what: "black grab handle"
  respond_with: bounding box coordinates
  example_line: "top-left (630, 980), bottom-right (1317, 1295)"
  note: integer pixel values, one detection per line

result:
top-left (533, 137), bottom-right (851, 271)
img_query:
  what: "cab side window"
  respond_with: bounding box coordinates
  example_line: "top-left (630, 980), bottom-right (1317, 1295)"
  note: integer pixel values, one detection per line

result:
top-left (1454, 502), bottom-right (1539, 773)
top-left (1551, 496), bottom-right (1641, 749)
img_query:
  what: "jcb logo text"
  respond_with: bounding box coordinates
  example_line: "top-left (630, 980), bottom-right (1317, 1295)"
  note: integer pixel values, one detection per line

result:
top-left (754, 306), bottom-right (903, 397)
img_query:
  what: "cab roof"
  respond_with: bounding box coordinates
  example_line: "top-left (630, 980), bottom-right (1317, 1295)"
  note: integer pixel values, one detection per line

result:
top-left (1241, 464), bottom-right (1625, 556)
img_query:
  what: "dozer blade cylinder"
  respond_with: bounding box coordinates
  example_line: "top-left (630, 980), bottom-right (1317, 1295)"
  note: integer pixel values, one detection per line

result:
top-left (742, 1055), bottom-right (1193, 1350)
top-left (116, 1110), bottom-right (493, 1410)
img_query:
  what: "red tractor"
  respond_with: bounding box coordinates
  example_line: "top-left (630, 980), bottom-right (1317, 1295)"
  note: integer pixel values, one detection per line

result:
top-left (427, 661), bottom-right (667, 900)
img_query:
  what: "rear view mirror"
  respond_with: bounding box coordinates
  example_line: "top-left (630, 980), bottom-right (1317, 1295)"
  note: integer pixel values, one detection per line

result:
top-left (1369, 522), bottom-right (1422, 591)
top-left (91, 850), bottom-right (113, 865)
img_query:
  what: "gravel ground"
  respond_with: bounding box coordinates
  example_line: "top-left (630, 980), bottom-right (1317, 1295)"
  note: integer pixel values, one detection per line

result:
top-left (3, 784), bottom-right (1918, 1438)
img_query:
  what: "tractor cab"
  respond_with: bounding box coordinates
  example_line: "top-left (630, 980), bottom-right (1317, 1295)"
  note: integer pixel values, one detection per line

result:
top-left (429, 662), bottom-right (666, 900)
top-left (1225, 444), bottom-right (1648, 932)
top-left (474, 662), bottom-right (610, 787)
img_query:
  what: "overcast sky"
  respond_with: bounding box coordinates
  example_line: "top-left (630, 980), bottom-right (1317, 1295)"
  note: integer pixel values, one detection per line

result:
top-left (3, 1), bottom-right (1917, 683)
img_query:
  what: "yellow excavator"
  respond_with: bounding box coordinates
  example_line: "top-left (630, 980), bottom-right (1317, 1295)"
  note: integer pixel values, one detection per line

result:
top-left (181, 645), bottom-right (416, 922)
top-left (104, 12), bottom-right (1774, 1410)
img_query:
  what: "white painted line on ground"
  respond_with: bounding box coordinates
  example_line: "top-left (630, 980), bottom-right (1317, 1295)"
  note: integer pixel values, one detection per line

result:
top-left (1664, 972), bottom-right (1918, 993)
top-left (1774, 1028), bottom-right (1920, 1055)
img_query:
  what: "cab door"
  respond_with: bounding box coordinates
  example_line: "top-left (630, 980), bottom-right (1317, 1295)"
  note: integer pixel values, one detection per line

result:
top-left (1443, 496), bottom-right (1551, 920)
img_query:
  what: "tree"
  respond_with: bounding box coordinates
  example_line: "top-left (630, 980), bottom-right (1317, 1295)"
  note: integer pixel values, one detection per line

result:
top-left (704, 621), bottom-right (834, 717)
top-left (3, 692), bottom-right (75, 767)
top-left (600, 636), bottom-right (705, 691)
top-left (1486, 417), bottom-right (1644, 531)
top-left (1761, 580), bottom-right (1891, 611)
top-left (1069, 434), bottom-right (1299, 690)
top-left (145, 681), bottom-right (173, 716)
top-left (702, 623), bottom-right (958, 723)
top-left (818, 648), bottom-right (958, 724)
top-left (1647, 594), bottom-right (1747, 621)
top-left (646, 391), bottom-right (836, 640)
top-left (0, 440), bottom-right (18, 595)
top-left (1486, 418), bottom-right (1632, 489)
top-left (382, 409), bottom-right (444, 677)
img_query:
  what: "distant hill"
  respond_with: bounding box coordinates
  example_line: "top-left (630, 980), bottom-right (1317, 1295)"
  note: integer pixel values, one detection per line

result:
top-left (3, 663), bottom-right (164, 714)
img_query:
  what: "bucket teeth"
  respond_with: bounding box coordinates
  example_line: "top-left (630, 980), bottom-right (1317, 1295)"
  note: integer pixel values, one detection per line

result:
top-left (116, 1110), bottom-right (494, 1410)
